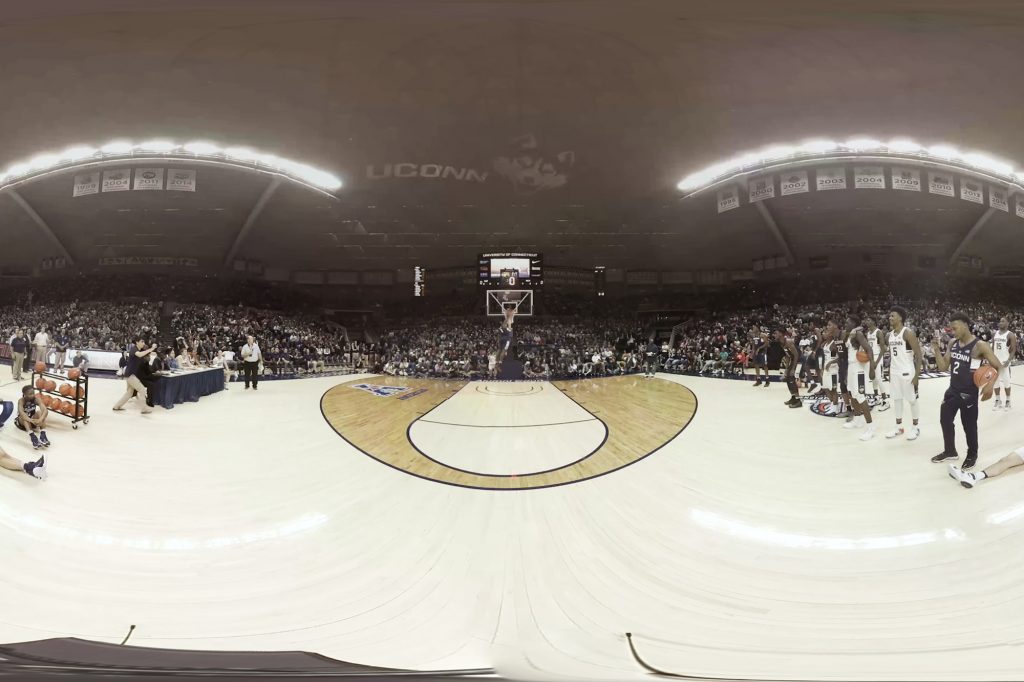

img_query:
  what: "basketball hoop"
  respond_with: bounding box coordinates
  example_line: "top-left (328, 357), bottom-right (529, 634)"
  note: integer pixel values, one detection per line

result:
top-left (486, 289), bottom-right (533, 316)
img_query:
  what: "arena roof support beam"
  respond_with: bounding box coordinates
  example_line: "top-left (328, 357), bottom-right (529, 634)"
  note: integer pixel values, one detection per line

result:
top-left (948, 206), bottom-right (997, 266)
top-left (753, 200), bottom-right (795, 266)
top-left (5, 189), bottom-right (75, 266)
top-left (224, 176), bottom-right (282, 267)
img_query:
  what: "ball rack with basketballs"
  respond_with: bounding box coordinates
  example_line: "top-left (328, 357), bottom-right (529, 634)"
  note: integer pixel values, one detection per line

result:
top-left (31, 362), bottom-right (89, 429)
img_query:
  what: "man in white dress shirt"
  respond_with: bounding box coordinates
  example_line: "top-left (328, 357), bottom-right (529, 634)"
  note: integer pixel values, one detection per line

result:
top-left (32, 325), bottom-right (50, 368)
top-left (240, 335), bottom-right (262, 390)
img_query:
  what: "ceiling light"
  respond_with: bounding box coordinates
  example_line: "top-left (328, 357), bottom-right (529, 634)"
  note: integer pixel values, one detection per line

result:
top-left (888, 138), bottom-right (921, 153)
top-left (799, 139), bottom-right (837, 154)
top-left (844, 138), bottom-right (883, 152)
top-left (927, 144), bottom-right (959, 159)
top-left (101, 140), bottom-right (133, 154)
top-left (61, 146), bottom-right (98, 161)
top-left (136, 139), bottom-right (176, 153)
top-left (183, 141), bottom-right (220, 155)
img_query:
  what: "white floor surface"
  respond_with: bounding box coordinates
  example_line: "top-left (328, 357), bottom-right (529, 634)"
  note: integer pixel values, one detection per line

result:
top-left (1, 372), bottom-right (1024, 680)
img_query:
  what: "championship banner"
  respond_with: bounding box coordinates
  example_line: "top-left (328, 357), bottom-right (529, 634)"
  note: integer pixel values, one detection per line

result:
top-left (853, 166), bottom-right (885, 189)
top-left (891, 167), bottom-right (921, 191)
top-left (166, 169), bottom-right (196, 192)
top-left (102, 168), bottom-right (131, 192)
top-left (72, 171), bottom-right (99, 197)
top-left (1016, 197), bottom-right (1024, 219)
top-left (989, 186), bottom-right (1009, 212)
top-left (815, 167), bottom-right (846, 191)
top-left (748, 175), bottom-right (774, 202)
top-left (133, 168), bottom-right (164, 191)
top-left (779, 170), bottom-right (809, 196)
top-left (717, 185), bottom-right (740, 212)
top-left (960, 178), bottom-right (984, 204)
top-left (928, 171), bottom-right (954, 197)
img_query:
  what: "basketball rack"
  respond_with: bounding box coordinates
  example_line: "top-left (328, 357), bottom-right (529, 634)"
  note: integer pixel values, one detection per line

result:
top-left (29, 369), bottom-right (90, 429)
top-left (486, 289), bottom-right (533, 316)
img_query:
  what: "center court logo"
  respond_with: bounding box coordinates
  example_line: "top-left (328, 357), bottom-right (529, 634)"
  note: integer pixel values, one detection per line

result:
top-left (350, 383), bottom-right (409, 397)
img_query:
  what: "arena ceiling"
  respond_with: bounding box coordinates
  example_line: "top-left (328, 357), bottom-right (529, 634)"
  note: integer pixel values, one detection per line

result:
top-left (2, 0), bottom-right (1024, 274)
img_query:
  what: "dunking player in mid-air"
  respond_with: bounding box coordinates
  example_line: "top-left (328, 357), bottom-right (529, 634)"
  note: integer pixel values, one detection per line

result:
top-left (496, 303), bottom-right (516, 369)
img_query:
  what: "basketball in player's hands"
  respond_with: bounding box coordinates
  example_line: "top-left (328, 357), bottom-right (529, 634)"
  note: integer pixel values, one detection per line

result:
top-left (856, 350), bottom-right (869, 363)
top-left (974, 365), bottom-right (998, 390)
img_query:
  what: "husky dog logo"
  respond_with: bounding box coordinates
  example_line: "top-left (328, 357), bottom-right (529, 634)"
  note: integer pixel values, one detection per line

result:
top-left (351, 383), bottom-right (409, 398)
top-left (492, 134), bottom-right (574, 194)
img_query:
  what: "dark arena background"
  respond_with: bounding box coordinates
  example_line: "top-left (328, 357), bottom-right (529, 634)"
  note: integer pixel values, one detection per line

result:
top-left (2, 1), bottom-right (1024, 681)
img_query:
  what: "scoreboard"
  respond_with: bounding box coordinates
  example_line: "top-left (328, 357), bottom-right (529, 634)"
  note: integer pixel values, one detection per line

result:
top-left (478, 252), bottom-right (543, 287)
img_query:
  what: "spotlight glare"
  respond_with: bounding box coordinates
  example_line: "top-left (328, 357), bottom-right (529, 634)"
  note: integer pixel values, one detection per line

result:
top-left (101, 140), bottom-right (133, 154)
top-left (183, 141), bottom-right (220, 155)
top-left (888, 138), bottom-right (922, 153)
top-left (844, 138), bottom-right (883, 152)
top-left (136, 139), bottom-right (176, 153)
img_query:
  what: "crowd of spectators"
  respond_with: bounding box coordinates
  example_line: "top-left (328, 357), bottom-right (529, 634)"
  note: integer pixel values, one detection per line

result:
top-left (167, 304), bottom-right (359, 375)
top-left (2, 272), bottom-right (1023, 383)
top-left (376, 316), bottom-right (648, 380)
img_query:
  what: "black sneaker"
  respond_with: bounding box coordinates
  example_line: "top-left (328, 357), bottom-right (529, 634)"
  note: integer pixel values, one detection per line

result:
top-left (787, 399), bottom-right (802, 409)
top-left (931, 451), bottom-right (958, 463)
top-left (753, 381), bottom-right (762, 387)
top-left (962, 456), bottom-right (977, 471)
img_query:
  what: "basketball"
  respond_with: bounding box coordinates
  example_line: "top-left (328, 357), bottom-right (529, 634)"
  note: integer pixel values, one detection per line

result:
top-left (856, 350), bottom-right (869, 363)
top-left (35, 378), bottom-right (46, 389)
top-left (76, 386), bottom-right (86, 399)
top-left (68, 368), bottom-right (81, 380)
top-left (59, 384), bottom-right (72, 397)
top-left (40, 395), bottom-right (51, 408)
top-left (34, 362), bottom-right (46, 373)
top-left (974, 365), bottom-right (998, 388)
top-left (44, 380), bottom-right (57, 391)
top-left (74, 404), bottom-right (84, 418)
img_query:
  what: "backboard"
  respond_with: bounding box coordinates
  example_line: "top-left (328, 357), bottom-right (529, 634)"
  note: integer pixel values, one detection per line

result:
top-left (486, 289), bottom-right (533, 316)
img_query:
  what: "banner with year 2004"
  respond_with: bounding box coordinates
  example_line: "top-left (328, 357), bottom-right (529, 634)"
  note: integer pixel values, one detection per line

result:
top-left (854, 166), bottom-right (885, 189)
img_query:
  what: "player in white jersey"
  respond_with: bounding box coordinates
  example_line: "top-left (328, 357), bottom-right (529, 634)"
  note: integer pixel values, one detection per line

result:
top-left (991, 316), bottom-right (1017, 410)
top-left (884, 306), bottom-right (923, 440)
top-left (864, 318), bottom-right (889, 410)
top-left (841, 314), bottom-right (876, 440)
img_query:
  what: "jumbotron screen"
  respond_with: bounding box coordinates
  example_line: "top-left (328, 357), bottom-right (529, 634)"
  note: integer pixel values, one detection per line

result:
top-left (478, 252), bottom-right (543, 287)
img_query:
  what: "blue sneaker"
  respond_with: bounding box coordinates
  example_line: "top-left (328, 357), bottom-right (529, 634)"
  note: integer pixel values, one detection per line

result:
top-left (23, 455), bottom-right (45, 480)
top-left (39, 431), bottom-right (51, 447)
top-left (30, 433), bottom-right (41, 450)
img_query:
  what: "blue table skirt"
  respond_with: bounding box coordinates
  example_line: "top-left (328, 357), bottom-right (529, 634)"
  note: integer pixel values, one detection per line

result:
top-left (151, 369), bottom-right (225, 409)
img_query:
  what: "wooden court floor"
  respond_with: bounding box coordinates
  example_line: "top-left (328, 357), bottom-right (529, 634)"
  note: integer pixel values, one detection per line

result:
top-left (320, 375), bottom-right (698, 490)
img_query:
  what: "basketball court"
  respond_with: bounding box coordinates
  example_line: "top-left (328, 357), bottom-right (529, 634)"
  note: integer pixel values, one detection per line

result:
top-left (3, 371), bottom-right (1024, 680)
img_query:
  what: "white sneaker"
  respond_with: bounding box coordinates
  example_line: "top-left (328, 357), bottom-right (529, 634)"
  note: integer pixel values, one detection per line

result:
top-left (906, 427), bottom-right (920, 441)
top-left (885, 427), bottom-right (905, 439)
top-left (842, 420), bottom-right (861, 429)
top-left (993, 401), bottom-right (1003, 411)
top-left (859, 426), bottom-right (876, 441)
top-left (947, 463), bottom-right (976, 489)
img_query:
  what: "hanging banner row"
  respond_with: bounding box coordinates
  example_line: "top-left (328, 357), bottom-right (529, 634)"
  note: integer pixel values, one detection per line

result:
top-left (72, 168), bottom-right (197, 196)
top-left (717, 166), bottom-right (1022, 218)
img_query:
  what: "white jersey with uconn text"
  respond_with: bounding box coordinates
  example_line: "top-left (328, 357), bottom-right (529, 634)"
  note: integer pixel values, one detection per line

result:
top-left (993, 330), bottom-right (1013, 387)
top-left (888, 328), bottom-right (917, 402)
